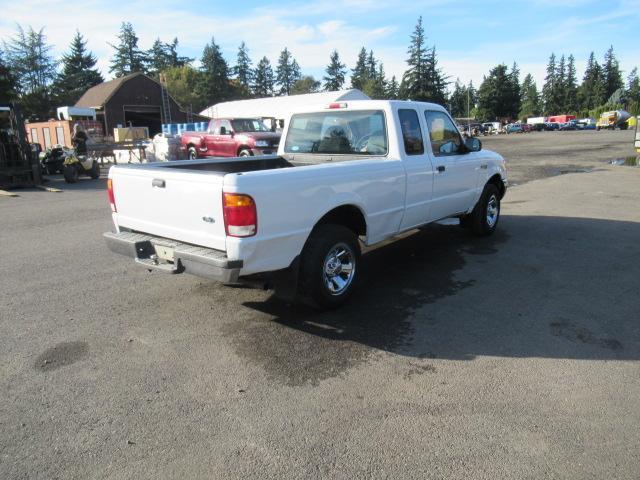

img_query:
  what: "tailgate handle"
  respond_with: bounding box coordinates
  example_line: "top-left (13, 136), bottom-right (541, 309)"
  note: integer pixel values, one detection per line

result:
top-left (152, 178), bottom-right (166, 188)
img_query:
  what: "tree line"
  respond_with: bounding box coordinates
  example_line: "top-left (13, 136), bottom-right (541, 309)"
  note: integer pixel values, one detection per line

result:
top-left (1, 19), bottom-right (638, 122)
top-left (452, 47), bottom-right (640, 122)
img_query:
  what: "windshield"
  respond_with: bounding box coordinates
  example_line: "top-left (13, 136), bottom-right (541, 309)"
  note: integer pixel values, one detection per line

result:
top-left (230, 119), bottom-right (270, 133)
top-left (284, 110), bottom-right (387, 155)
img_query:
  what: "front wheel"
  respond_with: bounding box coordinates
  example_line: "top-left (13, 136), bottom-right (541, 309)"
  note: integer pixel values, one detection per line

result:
top-left (63, 164), bottom-right (79, 183)
top-left (297, 224), bottom-right (360, 310)
top-left (188, 147), bottom-right (197, 160)
top-left (239, 149), bottom-right (251, 157)
top-left (466, 183), bottom-right (501, 236)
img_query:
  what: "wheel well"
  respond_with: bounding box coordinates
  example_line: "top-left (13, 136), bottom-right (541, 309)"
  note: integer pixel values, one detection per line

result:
top-left (237, 145), bottom-right (251, 155)
top-left (488, 174), bottom-right (505, 199)
top-left (187, 143), bottom-right (196, 149)
top-left (315, 205), bottom-right (366, 237)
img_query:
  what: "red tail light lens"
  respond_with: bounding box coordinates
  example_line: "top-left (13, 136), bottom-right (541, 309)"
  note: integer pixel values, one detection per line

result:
top-left (223, 193), bottom-right (257, 237)
top-left (107, 178), bottom-right (116, 212)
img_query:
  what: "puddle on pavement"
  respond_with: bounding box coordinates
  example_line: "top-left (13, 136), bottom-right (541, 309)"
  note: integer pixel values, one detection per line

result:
top-left (220, 225), bottom-right (508, 386)
top-left (609, 156), bottom-right (640, 167)
top-left (35, 341), bottom-right (89, 371)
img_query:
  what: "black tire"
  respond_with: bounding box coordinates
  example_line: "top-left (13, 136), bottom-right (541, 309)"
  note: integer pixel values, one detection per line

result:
top-left (239, 148), bottom-right (251, 157)
top-left (188, 147), bottom-right (197, 160)
top-left (297, 224), bottom-right (361, 310)
top-left (89, 160), bottom-right (100, 179)
top-left (63, 164), bottom-right (79, 183)
top-left (468, 183), bottom-right (501, 236)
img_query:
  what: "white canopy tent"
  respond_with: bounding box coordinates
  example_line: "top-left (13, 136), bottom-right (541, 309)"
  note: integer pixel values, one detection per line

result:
top-left (200, 90), bottom-right (371, 124)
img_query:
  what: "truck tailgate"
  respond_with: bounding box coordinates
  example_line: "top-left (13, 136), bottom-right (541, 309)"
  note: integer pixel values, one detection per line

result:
top-left (110, 167), bottom-right (227, 251)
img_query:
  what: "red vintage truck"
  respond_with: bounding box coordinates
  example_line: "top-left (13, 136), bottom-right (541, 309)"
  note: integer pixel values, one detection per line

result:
top-left (181, 118), bottom-right (281, 159)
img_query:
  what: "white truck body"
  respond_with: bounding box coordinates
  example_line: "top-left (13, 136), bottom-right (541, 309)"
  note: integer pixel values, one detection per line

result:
top-left (105, 100), bottom-right (507, 304)
top-left (527, 116), bottom-right (547, 125)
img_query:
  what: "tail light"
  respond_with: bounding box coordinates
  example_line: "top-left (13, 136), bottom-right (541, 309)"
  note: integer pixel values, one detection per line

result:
top-left (223, 193), bottom-right (257, 237)
top-left (107, 178), bottom-right (116, 212)
top-left (326, 102), bottom-right (348, 109)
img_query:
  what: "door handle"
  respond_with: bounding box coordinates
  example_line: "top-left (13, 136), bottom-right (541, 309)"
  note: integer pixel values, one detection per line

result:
top-left (152, 178), bottom-right (165, 188)
top-left (437, 165), bottom-right (446, 173)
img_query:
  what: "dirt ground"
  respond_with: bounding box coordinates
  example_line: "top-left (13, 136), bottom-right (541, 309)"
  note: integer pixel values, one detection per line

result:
top-left (1, 131), bottom-right (639, 479)
top-left (481, 129), bottom-right (637, 185)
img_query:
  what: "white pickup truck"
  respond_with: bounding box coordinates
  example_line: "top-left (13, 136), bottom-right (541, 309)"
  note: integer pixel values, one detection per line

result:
top-left (104, 100), bottom-right (507, 309)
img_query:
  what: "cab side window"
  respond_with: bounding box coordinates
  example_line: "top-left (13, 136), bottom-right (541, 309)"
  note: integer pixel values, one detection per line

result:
top-left (398, 109), bottom-right (424, 155)
top-left (424, 111), bottom-right (463, 157)
top-left (211, 120), bottom-right (221, 135)
top-left (219, 120), bottom-right (232, 135)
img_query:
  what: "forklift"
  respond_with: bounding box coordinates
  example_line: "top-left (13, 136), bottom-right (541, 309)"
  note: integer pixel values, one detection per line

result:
top-left (0, 102), bottom-right (42, 189)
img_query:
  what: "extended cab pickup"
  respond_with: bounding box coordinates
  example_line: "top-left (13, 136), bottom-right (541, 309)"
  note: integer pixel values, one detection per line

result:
top-left (105, 101), bottom-right (507, 309)
top-left (181, 118), bottom-right (281, 159)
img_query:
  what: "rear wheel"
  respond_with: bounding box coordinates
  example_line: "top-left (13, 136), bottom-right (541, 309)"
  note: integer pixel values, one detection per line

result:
top-left (297, 224), bottom-right (360, 310)
top-left (63, 164), bottom-right (79, 183)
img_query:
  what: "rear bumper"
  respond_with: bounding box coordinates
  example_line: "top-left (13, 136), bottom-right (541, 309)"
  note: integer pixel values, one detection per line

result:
top-left (104, 231), bottom-right (242, 283)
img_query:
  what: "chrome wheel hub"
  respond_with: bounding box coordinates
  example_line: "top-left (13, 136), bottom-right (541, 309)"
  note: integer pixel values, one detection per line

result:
top-left (323, 243), bottom-right (355, 296)
top-left (486, 194), bottom-right (499, 227)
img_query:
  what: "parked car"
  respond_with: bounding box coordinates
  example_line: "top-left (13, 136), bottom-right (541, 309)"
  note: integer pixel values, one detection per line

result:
top-left (559, 121), bottom-right (577, 131)
top-left (180, 118), bottom-right (281, 159)
top-left (105, 100), bottom-right (507, 309)
top-left (506, 123), bottom-right (523, 134)
top-left (545, 122), bottom-right (560, 131)
top-left (520, 123), bottom-right (533, 133)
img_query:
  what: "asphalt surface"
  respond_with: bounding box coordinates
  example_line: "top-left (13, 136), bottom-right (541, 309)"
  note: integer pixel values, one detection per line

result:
top-left (1, 131), bottom-right (639, 479)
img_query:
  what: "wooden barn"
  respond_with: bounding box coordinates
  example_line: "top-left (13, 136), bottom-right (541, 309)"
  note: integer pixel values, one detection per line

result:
top-left (75, 73), bottom-right (199, 136)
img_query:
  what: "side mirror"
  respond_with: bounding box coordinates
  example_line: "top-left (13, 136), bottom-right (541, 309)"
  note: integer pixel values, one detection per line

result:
top-left (465, 137), bottom-right (482, 152)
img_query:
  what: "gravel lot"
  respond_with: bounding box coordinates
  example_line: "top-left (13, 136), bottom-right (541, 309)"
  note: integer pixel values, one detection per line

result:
top-left (1, 131), bottom-right (639, 479)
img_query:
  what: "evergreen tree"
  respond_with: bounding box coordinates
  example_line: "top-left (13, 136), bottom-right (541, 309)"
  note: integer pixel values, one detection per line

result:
top-left (2, 25), bottom-right (57, 118)
top-left (53, 31), bottom-right (103, 106)
top-left (448, 79), bottom-right (467, 118)
top-left (386, 75), bottom-right (399, 99)
top-left (323, 50), bottom-right (346, 91)
top-left (147, 38), bottom-right (172, 75)
top-left (477, 64), bottom-right (519, 121)
top-left (351, 47), bottom-right (368, 90)
top-left (602, 45), bottom-right (623, 100)
top-left (165, 38), bottom-right (191, 69)
top-left (275, 48), bottom-right (301, 96)
top-left (234, 42), bottom-right (253, 91)
top-left (400, 16), bottom-right (448, 104)
top-left (556, 54), bottom-right (566, 109)
top-left (109, 22), bottom-right (147, 76)
top-left (627, 67), bottom-right (640, 115)
top-left (362, 62), bottom-right (387, 99)
top-left (507, 62), bottom-right (521, 117)
top-left (253, 56), bottom-right (275, 97)
top-left (519, 73), bottom-right (541, 119)
top-left (578, 52), bottom-right (606, 113)
top-left (366, 50), bottom-right (377, 79)
top-left (0, 51), bottom-right (17, 103)
top-left (197, 37), bottom-right (231, 106)
top-left (291, 75), bottom-right (321, 94)
top-left (542, 53), bottom-right (563, 114)
top-left (563, 54), bottom-right (578, 112)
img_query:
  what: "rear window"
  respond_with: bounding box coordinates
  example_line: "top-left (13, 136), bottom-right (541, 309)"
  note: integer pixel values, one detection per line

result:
top-left (284, 110), bottom-right (387, 155)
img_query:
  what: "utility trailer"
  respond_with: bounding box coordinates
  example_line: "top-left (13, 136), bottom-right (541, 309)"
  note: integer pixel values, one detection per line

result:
top-left (0, 103), bottom-right (42, 188)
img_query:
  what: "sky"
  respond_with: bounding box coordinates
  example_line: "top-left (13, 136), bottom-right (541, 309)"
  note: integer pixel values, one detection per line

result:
top-left (1, 0), bottom-right (639, 91)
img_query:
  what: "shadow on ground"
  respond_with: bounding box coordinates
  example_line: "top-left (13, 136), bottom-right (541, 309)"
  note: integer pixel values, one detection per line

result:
top-left (223, 215), bottom-right (640, 385)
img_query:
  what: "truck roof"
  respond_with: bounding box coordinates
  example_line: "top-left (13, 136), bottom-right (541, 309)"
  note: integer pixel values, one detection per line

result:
top-left (287, 99), bottom-right (449, 115)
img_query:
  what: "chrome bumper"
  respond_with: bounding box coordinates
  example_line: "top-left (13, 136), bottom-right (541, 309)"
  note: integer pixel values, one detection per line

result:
top-left (104, 231), bottom-right (242, 283)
